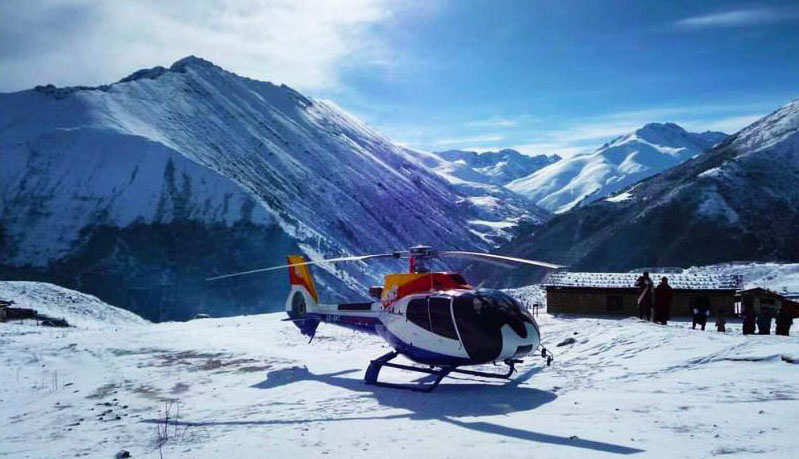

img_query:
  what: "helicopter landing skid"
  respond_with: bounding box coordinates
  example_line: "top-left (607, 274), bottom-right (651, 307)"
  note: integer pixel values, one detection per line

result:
top-left (364, 351), bottom-right (521, 393)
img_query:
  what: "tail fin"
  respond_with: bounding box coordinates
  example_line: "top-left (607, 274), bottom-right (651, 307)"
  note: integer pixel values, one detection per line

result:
top-left (285, 255), bottom-right (320, 338)
top-left (287, 255), bottom-right (319, 302)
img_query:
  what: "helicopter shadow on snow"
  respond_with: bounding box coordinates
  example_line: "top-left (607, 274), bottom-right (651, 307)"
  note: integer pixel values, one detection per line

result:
top-left (244, 365), bottom-right (644, 455)
top-left (254, 364), bottom-right (551, 418)
top-left (143, 365), bottom-right (643, 454)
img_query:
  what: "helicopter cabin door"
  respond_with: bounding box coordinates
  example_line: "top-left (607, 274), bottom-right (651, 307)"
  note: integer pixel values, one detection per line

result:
top-left (406, 296), bottom-right (459, 342)
top-left (428, 297), bottom-right (459, 341)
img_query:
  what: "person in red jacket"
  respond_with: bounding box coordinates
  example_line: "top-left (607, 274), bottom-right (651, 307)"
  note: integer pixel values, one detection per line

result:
top-left (742, 303), bottom-right (756, 335)
top-left (654, 277), bottom-right (673, 325)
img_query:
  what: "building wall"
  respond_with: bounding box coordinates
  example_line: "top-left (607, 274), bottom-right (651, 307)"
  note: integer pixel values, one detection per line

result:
top-left (742, 291), bottom-right (799, 318)
top-left (546, 288), bottom-right (736, 317)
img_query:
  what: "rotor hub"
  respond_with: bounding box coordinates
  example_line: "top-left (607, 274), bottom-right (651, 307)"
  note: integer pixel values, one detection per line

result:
top-left (409, 245), bottom-right (436, 259)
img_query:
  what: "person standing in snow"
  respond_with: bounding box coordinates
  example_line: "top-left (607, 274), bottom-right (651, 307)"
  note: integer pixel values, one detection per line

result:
top-left (635, 271), bottom-right (654, 321)
top-left (653, 277), bottom-right (672, 325)
top-left (691, 297), bottom-right (710, 330)
top-left (775, 307), bottom-right (793, 336)
top-left (715, 309), bottom-right (726, 332)
top-left (742, 303), bottom-right (756, 335)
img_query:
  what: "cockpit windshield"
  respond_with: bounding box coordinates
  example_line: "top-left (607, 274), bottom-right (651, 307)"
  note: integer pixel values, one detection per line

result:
top-left (458, 290), bottom-right (532, 338)
top-left (451, 289), bottom-right (535, 363)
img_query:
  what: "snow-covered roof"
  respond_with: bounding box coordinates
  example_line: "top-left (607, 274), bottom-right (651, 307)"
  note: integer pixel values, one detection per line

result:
top-left (544, 272), bottom-right (741, 290)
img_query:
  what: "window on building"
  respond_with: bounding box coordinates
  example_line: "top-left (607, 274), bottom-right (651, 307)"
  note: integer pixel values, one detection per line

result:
top-left (606, 295), bottom-right (623, 312)
top-left (429, 297), bottom-right (458, 340)
top-left (406, 298), bottom-right (431, 331)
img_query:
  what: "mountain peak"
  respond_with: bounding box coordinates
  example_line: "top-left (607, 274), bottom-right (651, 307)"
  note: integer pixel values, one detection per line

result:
top-left (170, 55), bottom-right (219, 72)
top-left (509, 121), bottom-right (729, 213)
top-left (626, 122), bottom-right (726, 151)
top-left (634, 122), bottom-right (688, 140)
top-left (640, 121), bottom-right (683, 131)
top-left (117, 56), bottom-right (220, 84)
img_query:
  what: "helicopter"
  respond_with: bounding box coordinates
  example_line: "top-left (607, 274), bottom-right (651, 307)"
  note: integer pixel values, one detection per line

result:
top-left (208, 245), bottom-right (561, 392)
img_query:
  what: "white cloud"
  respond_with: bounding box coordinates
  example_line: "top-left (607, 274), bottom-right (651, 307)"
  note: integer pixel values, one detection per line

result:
top-left (546, 120), bottom-right (642, 145)
top-left (680, 114), bottom-right (763, 133)
top-left (498, 103), bottom-right (772, 158)
top-left (466, 116), bottom-right (520, 128)
top-left (548, 103), bottom-right (771, 144)
top-left (674, 8), bottom-right (798, 29)
top-left (509, 142), bottom-right (589, 158)
top-left (0, 0), bottom-right (396, 92)
top-left (432, 134), bottom-right (504, 146)
top-left (406, 101), bottom-right (774, 158)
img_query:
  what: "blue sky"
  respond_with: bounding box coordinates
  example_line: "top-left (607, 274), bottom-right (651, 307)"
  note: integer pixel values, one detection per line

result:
top-left (2, 0), bottom-right (798, 156)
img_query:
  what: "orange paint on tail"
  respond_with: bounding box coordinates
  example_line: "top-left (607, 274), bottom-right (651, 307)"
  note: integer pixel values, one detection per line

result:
top-left (287, 255), bottom-right (319, 302)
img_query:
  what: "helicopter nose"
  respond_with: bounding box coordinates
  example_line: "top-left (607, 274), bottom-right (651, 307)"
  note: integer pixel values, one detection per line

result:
top-left (499, 322), bottom-right (541, 360)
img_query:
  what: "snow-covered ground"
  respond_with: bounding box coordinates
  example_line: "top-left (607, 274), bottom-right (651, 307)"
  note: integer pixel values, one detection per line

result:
top-left (0, 282), bottom-right (148, 329)
top-left (682, 262), bottom-right (799, 296)
top-left (2, 282), bottom-right (798, 458)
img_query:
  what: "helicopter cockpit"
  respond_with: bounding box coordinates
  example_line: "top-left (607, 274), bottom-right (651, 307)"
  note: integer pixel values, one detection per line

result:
top-left (405, 288), bottom-right (539, 363)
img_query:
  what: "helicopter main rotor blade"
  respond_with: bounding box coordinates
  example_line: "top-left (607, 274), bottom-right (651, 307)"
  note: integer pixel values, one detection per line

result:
top-left (439, 252), bottom-right (517, 269)
top-left (438, 251), bottom-right (564, 270)
top-left (206, 253), bottom-right (397, 281)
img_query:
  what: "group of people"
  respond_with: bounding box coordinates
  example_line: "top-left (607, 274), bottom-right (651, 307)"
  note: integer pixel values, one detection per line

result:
top-left (634, 271), bottom-right (793, 336)
top-left (635, 271), bottom-right (674, 325)
top-left (741, 302), bottom-right (794, 336)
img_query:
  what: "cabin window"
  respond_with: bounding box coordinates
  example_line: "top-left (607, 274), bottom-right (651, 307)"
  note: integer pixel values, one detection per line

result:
top-left (606, 295), bottom-right (623, 312)
top-left (429, 297), bottom-right (458, 340)
top-left (406, 298), bottom-right (432, 331)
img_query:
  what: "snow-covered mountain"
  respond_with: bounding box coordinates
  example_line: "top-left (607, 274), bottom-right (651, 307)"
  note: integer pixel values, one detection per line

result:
top-left (0, 56), bottom-right (521, 320)
top-left (507, 123), bottom-right (727, 213)
top-left (427, 148), bottom-right (560, 186)
top-left (496, 99), bottom-right (799, 283)
top-left (403, 148), bottom-right (553, 241)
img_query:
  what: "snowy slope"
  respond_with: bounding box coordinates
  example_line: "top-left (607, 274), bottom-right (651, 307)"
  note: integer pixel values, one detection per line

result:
top-left (498, 100), bottom-right (799, 279)
top-left (2, 306), bottom-right (798, 458)
top-left (428, 148), bottom-right (560, 186)
top-left (0, 56), bottom-right (502, 319)
top-left (507, 123), bottom-right (726, 213)
top-left (0, 281), bottom-right (147, 328)
top-left (401, 148), bottom-right (553, 241)
top-left (682, 262), bottom-right (799, 296)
